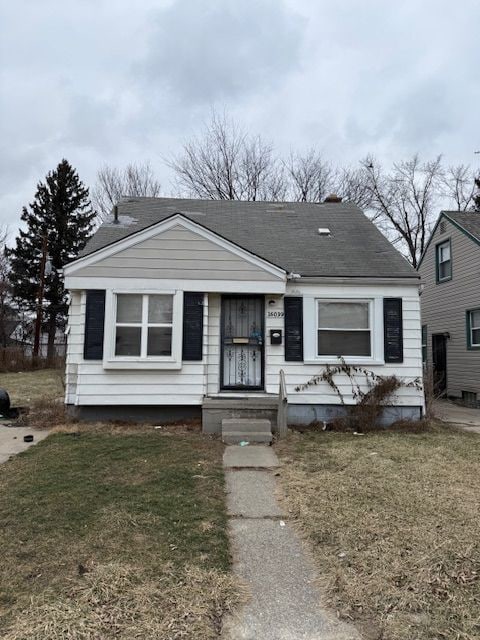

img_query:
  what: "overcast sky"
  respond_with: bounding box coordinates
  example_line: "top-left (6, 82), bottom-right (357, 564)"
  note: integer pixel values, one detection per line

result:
top-left (1, 0), bottom-right (479, 233)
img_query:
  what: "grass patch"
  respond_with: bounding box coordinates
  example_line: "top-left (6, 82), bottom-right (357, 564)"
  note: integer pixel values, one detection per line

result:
top-left (0, 369), bottom-right (64, 407)
top-left (276, 423), bottom-right (480, 640)
top-left (0, 431), bottom-right (241, 638)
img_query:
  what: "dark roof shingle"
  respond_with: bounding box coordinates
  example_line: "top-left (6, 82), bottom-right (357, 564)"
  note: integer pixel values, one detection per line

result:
top-left (78, 197), bottom-right (418, 278)
top-left (443, 211), bottom-right (480, 242)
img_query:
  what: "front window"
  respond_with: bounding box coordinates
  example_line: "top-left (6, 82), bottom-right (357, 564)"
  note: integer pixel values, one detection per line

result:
top-left (115, 294), bottom-right (173, 357)
top-left (317, 300), bottom-right (371, 357)
top-left (422, 325), bottom-right (427, 364)
top-left (467, 309), bottom-right (480, 349)
top-left (436, 240), bottom-right (452, 282)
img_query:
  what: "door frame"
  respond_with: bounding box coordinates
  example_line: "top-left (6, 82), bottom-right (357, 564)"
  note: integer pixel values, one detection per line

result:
top-left (220, 294), bottom-right (265, 391)
top-left (432, 333), bottom-right (448, 396)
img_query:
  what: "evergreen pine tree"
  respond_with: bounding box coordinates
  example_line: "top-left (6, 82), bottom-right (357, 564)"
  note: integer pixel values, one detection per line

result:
top-left (7, 159), bottom-right (95, 359)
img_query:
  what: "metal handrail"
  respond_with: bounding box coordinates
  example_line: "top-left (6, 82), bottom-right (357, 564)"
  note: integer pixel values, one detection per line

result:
top-left (277, 369), bottom-right (288, 437)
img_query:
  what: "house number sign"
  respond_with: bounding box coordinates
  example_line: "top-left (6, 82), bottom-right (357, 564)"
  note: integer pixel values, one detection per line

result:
top-left (267, 310), bottom-right (284, 318)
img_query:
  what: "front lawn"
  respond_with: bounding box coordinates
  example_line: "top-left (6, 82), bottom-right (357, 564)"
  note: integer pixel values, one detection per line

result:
top-left (0, 369), bottom-right (64, 407)
top-left (277, 424), bottom-right (480, 640)
top-left (0, 430), bottom-right (240, 639)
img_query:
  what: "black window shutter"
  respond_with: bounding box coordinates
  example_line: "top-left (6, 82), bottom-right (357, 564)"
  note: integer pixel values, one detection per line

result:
top-left (182, 292), bottom-right (204, 361)
top-left (83, 290), bottom-right (106, 360)
top-left (383, 298), bottom-right (403, 363)
top-left (284, 297), bottom-right (303, 361)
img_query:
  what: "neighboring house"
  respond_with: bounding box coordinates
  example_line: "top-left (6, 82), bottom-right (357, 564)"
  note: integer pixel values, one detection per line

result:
top-left (62, 197), bottom-right (425, 430)
top-left (418, 211), bottom-right (480, 407)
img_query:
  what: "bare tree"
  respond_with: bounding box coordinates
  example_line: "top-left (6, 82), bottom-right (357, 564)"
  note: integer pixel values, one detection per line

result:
top-left (169, 112), bottom-right (285, 201)
top-left (92, 162), bottom-right (161, 221)
top-left (284, 150), bottom-right (335, 202)
top-left (362, 154), bottom-right (444, 268)
top-left (333, 166), bottom-right (372, 209)
top-left (440, 164), bottom-right (477, 211)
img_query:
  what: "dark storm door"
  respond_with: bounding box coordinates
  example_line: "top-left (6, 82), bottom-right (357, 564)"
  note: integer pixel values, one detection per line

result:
top-left (221, 296), bottom-right (264, 390)
top-left (432, 334), bottom-right (447, 395)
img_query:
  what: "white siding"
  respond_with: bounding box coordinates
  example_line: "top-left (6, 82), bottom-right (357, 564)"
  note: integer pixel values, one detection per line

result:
top-left (264, 283), bottom-right (424, 408)
top-left (66, 283), bottom-right (424, 410)
top-left (65, 290), bottom-right (207, 406)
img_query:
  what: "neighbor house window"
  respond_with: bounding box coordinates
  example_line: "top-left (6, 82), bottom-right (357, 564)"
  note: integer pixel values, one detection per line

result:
top-left (436, 240), bottom-right (452, 282)
top-left (115, 294), bottom-right (173, 357)
top-left (317, 300), bottom-right (371, 357)
top-left (466, 309), bottom-right (480, 350)
top-left (422, 325), bottom-right (427, 364)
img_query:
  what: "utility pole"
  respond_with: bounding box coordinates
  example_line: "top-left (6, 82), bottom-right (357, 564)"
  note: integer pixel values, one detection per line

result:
top-left (33, 234), bottom-right (48, 359)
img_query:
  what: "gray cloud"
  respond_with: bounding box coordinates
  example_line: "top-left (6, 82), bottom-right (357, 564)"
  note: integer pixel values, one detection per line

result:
top-left (1, 0), bottom-right (480, 235)
top-left (138, 0), bottom-right (305, 104)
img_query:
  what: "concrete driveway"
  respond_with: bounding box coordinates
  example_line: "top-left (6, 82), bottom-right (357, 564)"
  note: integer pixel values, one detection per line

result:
top-left (0, 424), bottom-right (50, 464)
top-left (434, 400), bottom-right (480, 434)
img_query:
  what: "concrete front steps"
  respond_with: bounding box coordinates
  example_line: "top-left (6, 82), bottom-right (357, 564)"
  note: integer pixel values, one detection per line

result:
top-left (221, 418), bottom-right (273, 445)
top-left (202, 396), bottom-right (278, 434)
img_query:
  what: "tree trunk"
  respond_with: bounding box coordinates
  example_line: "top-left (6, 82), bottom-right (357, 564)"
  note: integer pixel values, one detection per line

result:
top-left (47, 313), bottom-right (57, 365)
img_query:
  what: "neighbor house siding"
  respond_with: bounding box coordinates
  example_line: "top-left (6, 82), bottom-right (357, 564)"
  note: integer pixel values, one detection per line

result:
top-left (72, 226), bottom-right (278, 281)
top-left (419, 217), bottom-right (480, 398)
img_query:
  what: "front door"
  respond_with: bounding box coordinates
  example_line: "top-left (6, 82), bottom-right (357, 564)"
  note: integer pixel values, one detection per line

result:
top-left (432, 334), bottom-right (447, 396)
top-left (221, 296), bottom-right (264, 390)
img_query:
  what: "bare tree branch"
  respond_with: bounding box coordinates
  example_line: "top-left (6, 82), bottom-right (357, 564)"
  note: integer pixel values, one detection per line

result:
top-left (362, 154), bottom-right (443, 267)
top-left (92, 162), bottom-right (161, 221)
top-left (169, 111), bottom-right (285, 202)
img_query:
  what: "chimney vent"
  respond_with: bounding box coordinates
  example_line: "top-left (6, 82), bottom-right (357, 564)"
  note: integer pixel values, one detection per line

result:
top-left (324, 194), bottom-right (342, 203)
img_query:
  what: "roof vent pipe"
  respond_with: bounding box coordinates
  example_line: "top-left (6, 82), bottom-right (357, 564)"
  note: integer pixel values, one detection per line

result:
top-left (324, 194), bottom-right (342, 203)
top-left (113, 205), bottom-right (119, 223)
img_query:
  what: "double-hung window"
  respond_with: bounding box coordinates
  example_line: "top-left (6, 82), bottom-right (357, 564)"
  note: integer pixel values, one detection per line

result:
top-left (421, 325), bottom-right (428, 364)
top-left (436, 240), bottom-right (452, 282)
top-left (317, 300), bottom-right (371, 357)
top-left (115, 294), bottom-right (173, 357)
top-left (467, 309), bottom-right (480, 350)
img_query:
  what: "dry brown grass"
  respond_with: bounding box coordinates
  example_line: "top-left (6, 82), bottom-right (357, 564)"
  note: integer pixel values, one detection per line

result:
top-left (0, 369), bottom-right (64, 406)
top-left (0, 431), bottom-right (242, 638)
top-left (276, 422), bottom-right (480, 640)
top-left (3, 562), bottom-right (242, 640)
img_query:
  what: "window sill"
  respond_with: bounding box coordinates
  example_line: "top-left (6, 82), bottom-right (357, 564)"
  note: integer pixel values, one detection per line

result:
top-left (103, 358), bottom-right (182, 370)
top-left (304, 358), bottom-right (385, 366)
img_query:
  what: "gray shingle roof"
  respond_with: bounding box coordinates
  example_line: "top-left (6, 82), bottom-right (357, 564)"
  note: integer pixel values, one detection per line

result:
top-left (443, 211), bottom-right (480, 242)
top-left (78, 197), bottom-right (418, 278)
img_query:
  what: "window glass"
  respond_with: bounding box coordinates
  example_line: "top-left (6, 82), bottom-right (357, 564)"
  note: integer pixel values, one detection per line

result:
top-left (318, 301), bottom-right (369, 329)
top-left (148, 295), bottom-right (173, 324)
top-left (470, 310), bottom-right (480, 346)
top-left (317, 300), bottom-right (371, 357)
top-left (437, 241), bottom-right (452, 280)
top-left (317, 330), bottom-right (371, 356)
top-left (421, 325), bottom-right (427, 363)
top-left (116, 294), bottom-right (142, 323)
top-left (147, 327), bottom-right (172, 356)
top-left (115, 326), bottom-right (141, 356)
top-left (114, 293), bottom-right (174, 358)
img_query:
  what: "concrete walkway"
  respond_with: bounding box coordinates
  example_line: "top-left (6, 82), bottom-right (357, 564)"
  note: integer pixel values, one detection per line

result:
top-left (434, 399), bottom-right (480, 434)
top-left (222, 445), bottom-right (359, 640)
top-left (0, 424), bottom-right (49, 464)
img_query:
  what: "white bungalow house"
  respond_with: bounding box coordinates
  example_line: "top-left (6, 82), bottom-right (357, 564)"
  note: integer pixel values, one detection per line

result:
top-left (62, 197), bottom-right (424, 432)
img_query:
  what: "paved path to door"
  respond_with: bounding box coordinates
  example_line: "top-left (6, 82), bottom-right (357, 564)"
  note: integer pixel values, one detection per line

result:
top-left (222, 445), bottom-right (360, 640)
top-left (434, 400), bottom-right (480, 434)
